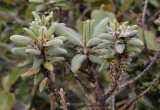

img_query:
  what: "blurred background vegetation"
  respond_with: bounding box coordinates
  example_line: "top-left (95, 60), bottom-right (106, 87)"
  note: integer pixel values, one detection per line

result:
top-left (0, 0), bottom-right (160, 110)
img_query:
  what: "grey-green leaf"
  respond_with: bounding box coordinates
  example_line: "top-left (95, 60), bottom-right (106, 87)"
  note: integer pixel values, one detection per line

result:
top-left (71, 54), bottom-right (87, 73)
top-left (26, 49), bottom-right (41, 55)
top-left (92, 18), bottom-right (109, 38)
top-left (87, 38), bottom-right (102, 47)
top-left (11, 47), bottom-right (28, 56)
top-left (34, 74), bottom-right (43, 86)
top-left (29, 0), bottom-right (44, 3)
top-left (55, 24), bottom-right (83, 46)
top-left (59, 45), bottom-right (77, 58)
top-left (55, 36), bottom-right (67, 42)
top-left (48, 23), bottom-right (57, 37)
top-left (127, 38), bottom-right (144, 46)
top-left (46, 46), bottom-right (67, 55)
top-left (23, 28), bottom-right (38, 41)
top-left (129, 30), bottom-right (139, 37)
top-left (32, 22), bottom-right (39, 36)
top-left (115, 44), bottom-right (125, 54)
top-left (89, 55), bottom-right (103, 65)
top-left (10, 35), bottom-right (32, 45)
top-left (99, 62), bottom-right (109, 72)
top-left (44, 39), bottom-right (63, 47)
top-left (98, 33), bottom-right (115, 41)
top-left (33, 57), bottom-right (44, 70)
top-left (127, 46), bottom-right (141, 54)
top-left (119, 33), bottom-right (128, 38)
top-left (97, 40), bottom-right (114, 48)
top-left (48, 57), bottom-right (65, 63)
top-left (32, 11), bottom-right (41, 21)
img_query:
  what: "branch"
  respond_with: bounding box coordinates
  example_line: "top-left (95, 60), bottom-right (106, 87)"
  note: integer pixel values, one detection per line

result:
top-left (69, 103), bottom-right (101, 108)
top-left (73, 74), bottom-right (91, 92)
top-left (119, 74), bottom-right (160, 110)
top-left (73, 74), bottom-right (92, 103)
top-left (118, 51), bottom-right (159, 90)
top-left (77, 7), bottom-right (90, 21)
top-left (142, 0), bottom-right (150, 61)
top-left (0, 10), bottom-right (29, 26)
top-left (111, 94), bottom-right (115, 110)
top-left (59, 88), bottom-right (68, 110)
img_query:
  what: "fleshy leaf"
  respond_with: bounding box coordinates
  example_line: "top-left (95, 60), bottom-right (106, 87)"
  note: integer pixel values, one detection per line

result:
top-left (99, 62), bottom-right (109, 72)
top-left (26, 49), bottom-right (41, 55)
top-left (89, 55), bottom-right (103, 64)
top-left (46, 46), bottom-right (67, 55)
top-left (92, 18), bottom-right (109, 38)
top-left (23, 28), bottom-right (38, 41)
top-left (44, 39), bottom-right (63, 47)
top-left (71, 54), bottom-right (87, 73)
top-left (33, 57), bottom-right (44, 70)
top-left (11, 47), bottom-right (28, 56)
top-left (55, 24), bottom-right (83, 46)
top-left (87, 38), bottom-right (102, 47)
top-left (115, 44), bottom-right (125, 54)
top-left (127, 38), bottom-right (144, 46)
top-left (10, 35), bottom-right (32, 45)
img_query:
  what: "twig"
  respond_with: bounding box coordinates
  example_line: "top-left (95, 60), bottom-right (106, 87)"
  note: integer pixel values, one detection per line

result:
top-left (100, 57), bottom-right (123, 104)
top-left (119, 74), bottom-right (160, 110)
top-left (74, 74), bottom-right (95, 109)
top-left (58, 88), bottom-right (68, 110)
top-left (69, 103), bottom-right (100, 108)
top-left (111, 94), bottom-right (115, 110)
top-left (118, 51), bottom-right (159, 90)
top-left (77, 7), bottom-right (90, 21)
top-left (0, 11), bottom-right (29, 26)
top-left (50, 92), bottom-right (55, 110)
top-left (69, 99), bottom-right (130, 108)
top-left (147, 9), bottom-right (160, 22)
top-left (142, 0), bottom-right (150, 61)
top-left (113, 0), bottom-right (140, 25)
top-left (73, 74), bottom-right (91, 92)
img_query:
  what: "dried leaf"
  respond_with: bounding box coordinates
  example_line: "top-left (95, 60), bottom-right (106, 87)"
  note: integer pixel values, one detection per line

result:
top-left (39, 77), bottom-right (48, 92)
top-left (21, 67), bottom-right (41, 78)
top-left (43, 62), bottom-right (53, 71)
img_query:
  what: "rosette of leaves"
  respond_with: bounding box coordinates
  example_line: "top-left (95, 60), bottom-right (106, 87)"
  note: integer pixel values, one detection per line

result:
top-left (95, 18), bottom-right (144, 61)
top-left (92, 18), bottom-right (144, 76)
top-left (55, 19), bottom-right (111, 73)
top-left (10, 12), bottom-right (67, 92)
top-left (155, 15), bottom-right (160, 31)
top-left (29, 0), bottom-right (65, 13)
